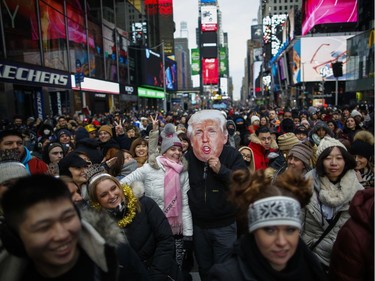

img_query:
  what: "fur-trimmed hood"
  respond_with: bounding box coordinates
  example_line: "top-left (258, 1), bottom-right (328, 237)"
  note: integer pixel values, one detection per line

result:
top-left (127, 181), bottom-right (145, 199)
top-left (80, 208), bottom-right (127, 248)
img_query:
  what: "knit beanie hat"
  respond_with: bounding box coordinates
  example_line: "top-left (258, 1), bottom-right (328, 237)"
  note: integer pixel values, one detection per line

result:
top-left (98, 125), bottom-right (113, 137)
top-left (75, 127), bottom-right (90, 142)
top-left (277, 133), bottom-right (300, 151)
top-left (160, 123), bottom-right (182, 154)
top-left (248, 196), bottom-right (301, 232)
top-left (350, 130), bottom-right (374, 160)
top-left (0, 149), bottom-right (28, 184)
top-left (288, 142), bottom-right (313, 168)
top-left (317, 136), bottom-right (347, 159)
top-left (251, 115), bottom-right (260, 125)
top-left (351, 109), bottom-right (362, 118)
top-left (57, 129), bottom-right (71, 138)
top-left (47, 142), bottom-right (64, 154)
top-left (351, 141), bottom-right (373, 160)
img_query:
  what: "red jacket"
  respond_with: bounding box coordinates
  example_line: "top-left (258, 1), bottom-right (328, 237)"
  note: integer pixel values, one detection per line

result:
top-left (28, 156), bottom-right (48, 174)
top-left (329, 188), bottom-right (374, 281)
top-left (248, 133), bottom-right (278, 170)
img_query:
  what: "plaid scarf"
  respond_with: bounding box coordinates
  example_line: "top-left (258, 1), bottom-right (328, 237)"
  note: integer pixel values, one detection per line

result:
top-left (158, 156), bottom-right (183, 235)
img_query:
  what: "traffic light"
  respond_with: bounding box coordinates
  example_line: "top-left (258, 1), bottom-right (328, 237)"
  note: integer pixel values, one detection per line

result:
top-left (331, 62), bottom-right (343, 77)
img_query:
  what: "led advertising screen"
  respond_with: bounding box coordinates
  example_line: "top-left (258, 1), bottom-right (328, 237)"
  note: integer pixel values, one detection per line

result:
top-left (300, 35), bottom-right (352, 82)
top-left (191, 48), bottom-right (200, 75)
top-left (219, 47), bottom-right (228, 77)
top-left (302, 0), bottom-right (358, 35)
top-left (201, 6), bottom-right (218, 32)
top-left (251, 24), bottom-right (263, 42)
top-left (145, 0), bottom-right (173, 15)
top-left (202, 58), bottom-right (218, 85)
top-left (141, 49), bottom-right (177, 91)
top-left (201, 31), bottom-right (218, 58)
top-left (288, 39), bottom-right (301, 84)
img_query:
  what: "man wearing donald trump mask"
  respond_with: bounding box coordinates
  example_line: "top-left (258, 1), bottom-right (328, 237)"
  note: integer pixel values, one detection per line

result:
top-left (185, 110), bottom-right (246, 281)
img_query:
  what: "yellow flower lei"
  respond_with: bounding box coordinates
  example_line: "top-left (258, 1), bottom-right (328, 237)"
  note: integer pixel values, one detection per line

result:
top-left (90, 184), bottom-right (138, 228)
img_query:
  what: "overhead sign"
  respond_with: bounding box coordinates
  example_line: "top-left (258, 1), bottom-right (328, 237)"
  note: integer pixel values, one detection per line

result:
top-left (138, 87), bottom-right (165, 99)
top-left (0, 60), bottom-right (71, 88)
top-left (191, 48), bottom-right (200, 75)
top-left (71, 75), bottom-right (119, 94)
top-left (202, 58), bottom-right (218, 85)
top-left (201, 6), bottom-right (217, 32)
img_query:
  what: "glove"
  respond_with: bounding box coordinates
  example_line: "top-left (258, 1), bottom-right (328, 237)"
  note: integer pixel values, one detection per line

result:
top-left (182, 237), bottom-right (194, 272)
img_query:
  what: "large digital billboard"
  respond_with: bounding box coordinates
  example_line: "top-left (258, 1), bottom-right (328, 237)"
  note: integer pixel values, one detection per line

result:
top-left (141, 49), bottom-right (177, 91)
top-left (302, 0), bottom-right (358, 35)
top-left (191, 48), bottom-right (200, 75)
top-left (201, 6), bottom-right (218, 32)
top-left (219, 47), bottom-right (228, 77)
top-left (145, 0), bottom-right (173, 15)
top-left (202, 58), bottom-right (218, 85)
top-left (201, 31), bottom-right (218, 58)
top-left (300, 35), bottom-right (352, 82)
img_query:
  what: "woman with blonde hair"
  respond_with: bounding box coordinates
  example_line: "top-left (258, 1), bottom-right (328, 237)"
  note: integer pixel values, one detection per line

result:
top-left (87, 165), bottom-right (181, 280)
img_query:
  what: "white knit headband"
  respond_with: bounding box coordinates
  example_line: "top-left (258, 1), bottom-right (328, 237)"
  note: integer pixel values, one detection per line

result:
top-left (248, 196), bottom-right (301, 232)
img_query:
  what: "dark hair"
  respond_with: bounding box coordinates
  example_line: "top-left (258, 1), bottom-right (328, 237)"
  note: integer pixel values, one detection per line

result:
top-left (104, 147), bottom-right (125, 177)
top-left (2, 174), bottom-right (72, 231)
top-left (0, 129), bottom-right (23, 142)
top-left (327, 120), bottom-right (338, 130)
top-left (178, 132), bottom-right (191, 152)
top-left (315, 146), bottom-right (356, 178)
top-left (255, 126), bottom-right (270, 136)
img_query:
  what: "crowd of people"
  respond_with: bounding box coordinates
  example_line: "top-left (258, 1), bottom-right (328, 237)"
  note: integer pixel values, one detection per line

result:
top-left (0, 103), bottom-right (373, 281)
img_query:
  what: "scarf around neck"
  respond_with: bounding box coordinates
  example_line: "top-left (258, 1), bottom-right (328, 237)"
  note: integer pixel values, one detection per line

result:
top-left (318, 169), bottom-right (360, 207)
top-left (240, 234), bottom-right (327, 281)
top-left (158, 156), bottom-right (183, 235)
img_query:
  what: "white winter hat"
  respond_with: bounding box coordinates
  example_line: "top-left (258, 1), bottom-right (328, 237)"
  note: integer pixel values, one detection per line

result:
top-left (251, 115), bottom-right (260, 124)
top-left (351, 110), bottom-right (362, 118)
top-left (317, 136), bottom-right (347, 159)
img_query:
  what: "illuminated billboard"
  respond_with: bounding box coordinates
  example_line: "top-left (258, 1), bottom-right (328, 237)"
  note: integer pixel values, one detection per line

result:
top-left (141, 49), bottom-right (177, 91)
top-left (300, 35), bottom-right (353, 82)
top-left (201, 6), bottom-right (218, 32)
top-left (302, 0), bottom-right (358, 35)
top-left (219, 47), bottom-right (228, 77)
top-left (191, 48), bottom-right (200, 75)
top-left (145, 0), bottom-right (173, 15)
top-left (201, 31), bottom-right (218, 58)
top-left (202, 58), bottom-right (218, 85)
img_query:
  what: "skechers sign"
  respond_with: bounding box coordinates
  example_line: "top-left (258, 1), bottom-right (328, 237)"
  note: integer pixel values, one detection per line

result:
top-left (0, 60), bottom-right (71, 89)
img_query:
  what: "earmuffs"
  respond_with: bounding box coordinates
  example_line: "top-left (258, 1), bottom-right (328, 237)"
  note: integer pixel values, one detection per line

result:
top-left (0, 204), bottom-right (81, 258)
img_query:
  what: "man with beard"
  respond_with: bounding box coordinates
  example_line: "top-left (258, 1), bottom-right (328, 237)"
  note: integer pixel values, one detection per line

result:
top-left (0, 130), bottom-right (48, 175)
